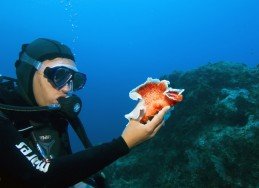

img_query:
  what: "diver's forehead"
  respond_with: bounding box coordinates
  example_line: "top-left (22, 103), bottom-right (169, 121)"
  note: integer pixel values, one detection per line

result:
top-left (40, 58), bottom-right (77, 71)
top-left (43, 57), bottom-right (76, 66)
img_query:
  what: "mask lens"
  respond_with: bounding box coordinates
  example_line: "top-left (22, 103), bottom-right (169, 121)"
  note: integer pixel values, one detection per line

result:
top-left (73, 72), bottom-right (87, 91)
top-left (44, 66), bottom-right (86, 91)
top-left (54, 67), bottom-right (73, 89)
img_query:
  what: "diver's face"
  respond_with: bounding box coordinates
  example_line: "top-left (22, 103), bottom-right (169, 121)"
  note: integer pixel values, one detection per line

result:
top-left (33, 58), bottom-right (76, 106)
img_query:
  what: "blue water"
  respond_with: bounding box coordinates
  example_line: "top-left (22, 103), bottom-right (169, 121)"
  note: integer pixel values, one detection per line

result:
top-left (1, 0), bottom-right (258, 151)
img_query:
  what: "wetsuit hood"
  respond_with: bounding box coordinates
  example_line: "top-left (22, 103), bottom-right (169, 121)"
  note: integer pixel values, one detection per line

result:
top-left (15, 38), bottom-right (75, 105)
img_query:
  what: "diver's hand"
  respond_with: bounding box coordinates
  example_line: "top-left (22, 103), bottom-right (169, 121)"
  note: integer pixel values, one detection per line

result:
top-left (121, 106), bottom-right (170, 149)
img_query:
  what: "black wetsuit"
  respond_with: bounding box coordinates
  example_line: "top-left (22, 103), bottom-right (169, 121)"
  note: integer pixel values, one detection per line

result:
top-left (0, 86), bottom-right (129, 187)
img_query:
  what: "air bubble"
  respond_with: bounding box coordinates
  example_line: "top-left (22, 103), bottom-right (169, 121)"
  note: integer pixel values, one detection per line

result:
top-left (60, 0), bottom-right (79, 48)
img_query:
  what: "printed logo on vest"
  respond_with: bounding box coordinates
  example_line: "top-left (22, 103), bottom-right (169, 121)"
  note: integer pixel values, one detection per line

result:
top-left (15, 142), bottom-right (50, 173)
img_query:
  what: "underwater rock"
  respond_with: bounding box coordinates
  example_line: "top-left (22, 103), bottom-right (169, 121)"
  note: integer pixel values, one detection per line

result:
top-left (217, 88), bottom-right (250, 112)
top-left (104, 62), bottom-right (259, 187)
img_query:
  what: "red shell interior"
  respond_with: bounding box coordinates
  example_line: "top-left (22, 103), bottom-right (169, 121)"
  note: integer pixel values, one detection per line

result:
top-left (137, 82), bottom-right (183, 123)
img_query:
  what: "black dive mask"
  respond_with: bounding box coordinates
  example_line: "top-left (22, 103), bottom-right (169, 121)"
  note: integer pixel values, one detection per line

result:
top-left (44, 66), bottom-right (87, 91)
top-left (57, 94), bottom-right (82, 119)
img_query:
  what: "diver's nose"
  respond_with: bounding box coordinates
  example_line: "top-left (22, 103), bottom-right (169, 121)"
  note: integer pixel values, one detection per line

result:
top-left (60, 80), bottom-right (73, 93)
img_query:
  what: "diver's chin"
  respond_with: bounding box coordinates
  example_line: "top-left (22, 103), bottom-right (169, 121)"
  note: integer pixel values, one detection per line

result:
top-left (49, 99), bottom-right (60, 106)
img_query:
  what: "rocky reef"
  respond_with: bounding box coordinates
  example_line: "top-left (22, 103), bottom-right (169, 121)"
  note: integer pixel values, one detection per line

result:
top-left (104, 62), bottom-right (259, 187)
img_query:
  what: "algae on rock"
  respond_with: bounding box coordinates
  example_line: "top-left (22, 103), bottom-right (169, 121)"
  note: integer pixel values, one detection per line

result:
top-left (105, 62), bottom-right (259, 187)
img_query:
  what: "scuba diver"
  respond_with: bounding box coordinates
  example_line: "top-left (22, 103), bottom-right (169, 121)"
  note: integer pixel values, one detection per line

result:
top-left (0, 38), bottom-right (169, 188)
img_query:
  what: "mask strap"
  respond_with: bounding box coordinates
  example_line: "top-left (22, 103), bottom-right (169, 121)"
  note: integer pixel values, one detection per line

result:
top-left (20, 52), bottom-right (78, 72)
top-left (20, 52), bottom-right (42, 70)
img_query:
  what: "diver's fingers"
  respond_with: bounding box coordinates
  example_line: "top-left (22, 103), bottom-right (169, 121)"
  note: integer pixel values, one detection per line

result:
top-left (150, 120), bottom-right (165, 137)
top-left (147, 106), bottom-right (170, 131)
